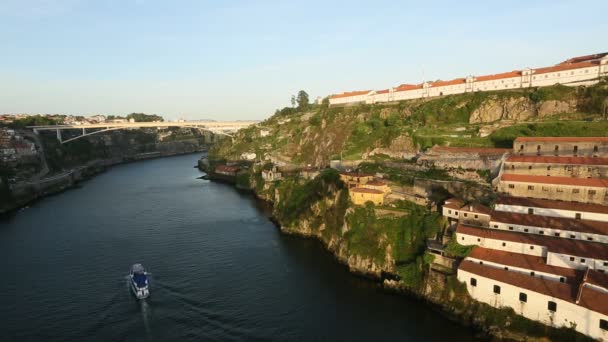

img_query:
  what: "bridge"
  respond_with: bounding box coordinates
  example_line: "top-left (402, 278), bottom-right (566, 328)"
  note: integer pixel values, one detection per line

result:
top-left (28, 120), bottom-right (258, 144)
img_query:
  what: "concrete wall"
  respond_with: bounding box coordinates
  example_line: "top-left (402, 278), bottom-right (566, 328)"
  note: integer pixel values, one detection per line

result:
top-left (513, 141), bottom-right (608, 158)
top-left (489, 220), bottom-right (608, 244)
top-left (458, 269), bottom-right (608, 341)
top-left (456, 232), bottom-right (547, 257)
top-left (466, 256), bottom-right (569, 283)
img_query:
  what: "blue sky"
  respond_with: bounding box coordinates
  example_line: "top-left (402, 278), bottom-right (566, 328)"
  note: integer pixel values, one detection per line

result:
top-left (0, 0), bottom-right (606, 120)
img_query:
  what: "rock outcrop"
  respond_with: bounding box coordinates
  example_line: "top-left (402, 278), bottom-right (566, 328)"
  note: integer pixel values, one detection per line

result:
top-left (469, 95), bottom-right (577, 124)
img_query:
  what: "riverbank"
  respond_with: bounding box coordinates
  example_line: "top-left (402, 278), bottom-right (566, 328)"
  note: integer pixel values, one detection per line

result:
top-left (1, 149), bottom-right (207, 215)
top-left (199, 163), bottom-right (591, 342)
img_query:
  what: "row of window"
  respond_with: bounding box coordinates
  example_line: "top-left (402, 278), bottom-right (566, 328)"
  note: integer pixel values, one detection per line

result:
top-left (506, 183), bottom-right (600, 196)
top-left (489, 222), bottom-right (600, 242)
top-left (474, 260), bottom-right (567, 282)
top-left (509, 164), bottom-right (599, 173)
top-left (519, 144), bottom-right (601, 153)
top-left (469, 277), bottom-right (608, 331)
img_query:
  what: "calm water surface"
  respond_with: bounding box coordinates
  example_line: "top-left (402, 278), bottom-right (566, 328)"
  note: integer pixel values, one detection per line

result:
top-left (0, 154), bottom-right (478, 341)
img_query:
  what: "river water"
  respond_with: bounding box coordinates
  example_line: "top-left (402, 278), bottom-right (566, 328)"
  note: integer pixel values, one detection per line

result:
top-left (0, 154), bottom-right (477, 341)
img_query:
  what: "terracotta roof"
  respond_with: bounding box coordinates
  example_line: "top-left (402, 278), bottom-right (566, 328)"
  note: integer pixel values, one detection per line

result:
top-left (583, 269), bottom-right (608, 289)
top-left (215, 165), bottom-right (239, 173)
top-left (430, 78), bottom-right (466, 87)
top-left (375, 89), bottom-right (390, 94)
top-left (500, 174), bottom-right (608, 188)
top-left (350, 187), bottom-right (384, 195)
top-left (365, 180), bottom-right (388, 186)
top-left (456, 224), bottom-right (608, 260)
top-left (475, 71), bottom-right (521, 82)
top-left (490, 210), bottom-right (608, 236)
top-left (533, 61), bottom-right (598, 75)
top-left (496, 196), bottom-right (608, 215)
top-left (514, 137), bottom-right (608, 143)
top-left (459, 260), bottom-right (577, 303)
top-left (460, 203), bottom-right (493, 216)
top-left (559, 53), bottom-right (608, 65)
top-left (330, 90), bottom-right (371, 99)
top-left (395, 84), bottom-right (423, 92)
top-left (468, 247), bottom-right (580, 281)
top-left (431, 146), bottom-right (510, 155)
top-left (579, 286), bottom-right (608, 315)
top-left (506, 155), bottom-right (608, 165)
top-left (443, 198), bottom-right (465, 210)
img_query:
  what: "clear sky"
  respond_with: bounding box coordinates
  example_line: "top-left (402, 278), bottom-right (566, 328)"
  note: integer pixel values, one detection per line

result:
top-left (1, 0), bottom-right (606, 121)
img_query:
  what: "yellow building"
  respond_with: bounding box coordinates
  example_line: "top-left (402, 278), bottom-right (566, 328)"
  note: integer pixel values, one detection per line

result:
top-left (350, 187), bottom-right (385, 205)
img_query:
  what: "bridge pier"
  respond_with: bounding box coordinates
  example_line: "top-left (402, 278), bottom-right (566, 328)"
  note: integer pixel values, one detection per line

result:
top-left (56, 129), bottom-right (62, 143)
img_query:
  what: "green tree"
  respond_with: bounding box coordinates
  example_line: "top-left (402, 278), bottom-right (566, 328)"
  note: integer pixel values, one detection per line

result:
top-left (126, 113), bottom-right (164, 122)
top-left (297, 90), bottom-right (309, 110)
top-left (290, 95), bottom-right (296, 108)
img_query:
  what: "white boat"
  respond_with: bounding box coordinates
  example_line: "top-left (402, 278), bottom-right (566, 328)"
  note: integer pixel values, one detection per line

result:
top-left (130, 264), bottom-right (150, 299)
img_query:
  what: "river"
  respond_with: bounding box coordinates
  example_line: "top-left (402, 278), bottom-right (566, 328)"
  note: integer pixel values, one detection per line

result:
top-left (0, 154), bottom-right (478, 341)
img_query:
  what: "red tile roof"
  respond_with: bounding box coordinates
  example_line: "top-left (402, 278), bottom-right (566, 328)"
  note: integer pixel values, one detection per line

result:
top-left (506, 155), bottom-right (608, 166)
top-left (583, 268), bottom-right (608, 289)
top-left (365, 180), bottom-right (388, 186)
top-left (475, 71), bottom-right (521, 82)
top-left (496, 196), bottom-right (608, 215)
top-left (460, 203), bottom-right (493, 216)
top-left (514, 137), bottom-right (608, 143)
top-left (533, 61), bottom-right (598, 75)
top-left (351, 187), bottom-right (384, 194)
top-left (330, 90), bottom-right (371, 99)
top-left (394, 84), bottom-right (423, 92)
top-left (500, 174), bottom-right (608, 188)
top-left (443, 198), bottom-right (465, 210)
top-left (375, 89), bottom-right (390, 94)
top-left (215, 165), bottom-right (239, 173)
top-left (468, 247), bottom-right (580, 280)
top-left (490, 210), bottom-right (608, 236)
top-left (578, 285), bottom-right (608, 315)
top-left (456, 224), bottom-right (608, 260)
top-left (430, 78), bottom-right (466, 87)
top-left (559, 53), bottom-right (608, 65)
top-left (459, 260), bottom-right (577, 303)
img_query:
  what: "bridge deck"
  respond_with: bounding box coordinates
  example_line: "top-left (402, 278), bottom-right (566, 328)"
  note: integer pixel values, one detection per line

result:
top-left (28, 121), bottom-right (258, 130)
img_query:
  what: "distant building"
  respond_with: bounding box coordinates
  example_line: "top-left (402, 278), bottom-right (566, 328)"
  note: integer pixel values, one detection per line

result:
top-left (215, 165), bottom-right (239, 177)
top-left (329, 52), bottom-right (608, 106)
top-left (362, 180), bottom-right (391, 195)
top-left (513, 137), bottom-right (608, 157)
top-left (339, 172), bottom-right (374, 188)
top-left (349, 187), bottom-right (385, 206)
top-left (503, 155), bottom-right (608, 178)
top-left (497, 174), bottom-right (608, 205)
top-left (261, 166), bottom-right (282, 182)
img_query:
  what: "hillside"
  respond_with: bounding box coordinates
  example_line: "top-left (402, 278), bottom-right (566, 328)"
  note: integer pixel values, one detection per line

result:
top-left (211, 82), bottom-right (608, 166)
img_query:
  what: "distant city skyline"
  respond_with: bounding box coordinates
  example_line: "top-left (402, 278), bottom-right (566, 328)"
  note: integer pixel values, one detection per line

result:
top-left (0, 0), bottom-right (607, 121)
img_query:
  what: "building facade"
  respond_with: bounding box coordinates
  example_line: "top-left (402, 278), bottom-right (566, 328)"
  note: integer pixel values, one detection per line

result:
top-left (329, 53), bottom-right (608, 106)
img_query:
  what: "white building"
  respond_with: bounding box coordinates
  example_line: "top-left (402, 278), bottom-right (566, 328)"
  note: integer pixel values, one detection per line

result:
top-left (495, 196), bottom-right (608, 223)
top-left (329, 52), bottom-right (608, 106)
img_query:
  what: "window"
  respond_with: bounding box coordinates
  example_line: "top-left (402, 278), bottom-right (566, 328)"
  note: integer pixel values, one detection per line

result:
top-left (570, 234), bottom-right (576, 239)
top-left (504, 267), bottom-right (509, 270)
top-left (524, 229), bottom-right (529, 232)
top-left (560, 277), bottom-right (565, 283)
top-left (600, 319), bottom-right (608, 331)
top-left (530, 246), bottom-right (534, 250)
top-left (542, 187), bottom-right (549, 192)
top-left (502, 242), bottom-right (506, 247)
top-left (530, 271), bottom-right (535, 276)
top-left (548, 301), bottom-right (557, 312)
top-left (493, 224), bottom-right (498, 228)
top-left (508, 184), bottom-right (515, 189)
top-left (575, 213), bottom-right (581, 220)
top-left (570, 257), bottom-right (575, 261)
top-left (528, 208), bottom-right (534, 215)
top-left (604, 262), bottom-right (608, 266)
top-left (520, 145), bottom-right (524, 150)
top-left (572, 189), bottom-right (580, 194)
top-left (547, 166), bottom-right (551, 171)
top-left (539, 230), bottom-right (544, 235)
top-left (511, 165), bottom-right (515, 170)
top-left (461, 237), bottom-right (465, 241)
top-left (464, 213), bottom-right (468, 217)
top-left (493, 285), bottom-right (501, 294)
top-left (588, 237), bottom-right (594, 241)
top-left (581, 258), bottom-right (586, 263)
top-left (554, 145), bottom-right (559, 152)
top-left (470, 278), bottom-right (477, 287)
top-left (509, 226), bottom-right (514, 230)
top-left (589, 190), bottom-right (597, 195)
top-left (574, 146), bottom-right (578, 154)
top-left (528, 165), bottom-right (532, 170)
top-left (528, 185), bottom-right (534, 190)
top-left (594, 146), bottom-right (599, 153)
top-left (519, 293), bottom-right (527, 302)
top-left (477, 238), bottom-right (481, 242)
top-left (474, 215), bottom-right (478, 219)
top-left (555, 233), bottom-right (560, 237)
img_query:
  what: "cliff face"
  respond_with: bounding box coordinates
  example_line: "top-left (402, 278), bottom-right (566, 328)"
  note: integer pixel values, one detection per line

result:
top-left (468, 96), bottom-right (578, 123)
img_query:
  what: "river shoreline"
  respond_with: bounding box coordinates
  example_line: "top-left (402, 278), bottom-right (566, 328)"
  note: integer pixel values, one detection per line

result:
top-left (1, 150), bottom-right (206, 216)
